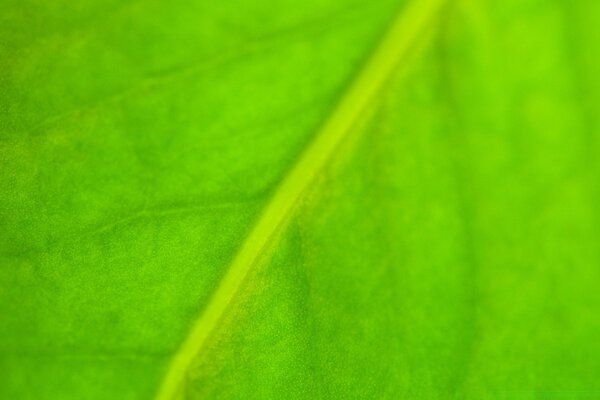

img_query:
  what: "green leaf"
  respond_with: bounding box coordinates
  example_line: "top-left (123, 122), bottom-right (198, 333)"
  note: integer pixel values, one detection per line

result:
top-left (1, 0), bottom-right (599, 399)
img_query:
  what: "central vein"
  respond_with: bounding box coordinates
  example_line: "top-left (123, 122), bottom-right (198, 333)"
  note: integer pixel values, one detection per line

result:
top-left (155, 0), bottom-right (446, 398)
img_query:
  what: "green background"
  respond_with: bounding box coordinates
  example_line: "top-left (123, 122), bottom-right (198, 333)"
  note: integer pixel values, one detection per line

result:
top-left (1, 0), bottom-right (599, 398)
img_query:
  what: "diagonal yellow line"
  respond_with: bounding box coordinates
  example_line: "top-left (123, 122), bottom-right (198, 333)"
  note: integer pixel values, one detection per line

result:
top-left (155, 0), bottom-right (447, 398)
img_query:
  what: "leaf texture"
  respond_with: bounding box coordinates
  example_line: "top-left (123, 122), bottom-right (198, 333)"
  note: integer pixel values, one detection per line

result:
top-left (1, 0), bottom-right (600, 399)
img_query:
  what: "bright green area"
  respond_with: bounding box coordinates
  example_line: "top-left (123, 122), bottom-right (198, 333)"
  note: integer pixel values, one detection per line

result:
top-left (1, 0), bottom-right (599, 399)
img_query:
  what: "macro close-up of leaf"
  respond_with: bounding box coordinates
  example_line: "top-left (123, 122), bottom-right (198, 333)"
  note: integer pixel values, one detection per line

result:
top-left (1, 0), bottom-right (600, 398)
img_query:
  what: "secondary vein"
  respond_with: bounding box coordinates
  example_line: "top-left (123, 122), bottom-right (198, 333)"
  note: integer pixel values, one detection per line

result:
top-left (155, 0), bottom-right (446, 398)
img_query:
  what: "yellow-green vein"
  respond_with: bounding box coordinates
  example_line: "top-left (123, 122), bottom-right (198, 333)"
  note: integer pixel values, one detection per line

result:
top-left (155, 0), bottom-right (446, 398)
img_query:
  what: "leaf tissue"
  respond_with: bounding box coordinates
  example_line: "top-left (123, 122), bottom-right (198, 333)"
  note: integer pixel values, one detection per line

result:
top-left (1, 0), bottom-right (599, 399)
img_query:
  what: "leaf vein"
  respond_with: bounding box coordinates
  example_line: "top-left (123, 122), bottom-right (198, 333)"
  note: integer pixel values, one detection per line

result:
top-left (155, 0), bottom-right (447, 398)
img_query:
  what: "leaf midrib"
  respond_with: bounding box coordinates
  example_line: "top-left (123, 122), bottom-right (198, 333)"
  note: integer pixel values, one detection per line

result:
top-left (155, 0), bottom-right (446, 398)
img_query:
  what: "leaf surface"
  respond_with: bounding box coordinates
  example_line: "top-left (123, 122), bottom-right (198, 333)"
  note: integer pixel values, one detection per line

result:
top-left (1, 0), bottom-right (600, 399)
